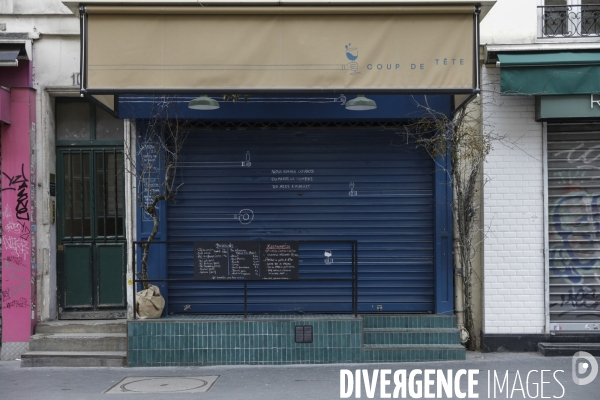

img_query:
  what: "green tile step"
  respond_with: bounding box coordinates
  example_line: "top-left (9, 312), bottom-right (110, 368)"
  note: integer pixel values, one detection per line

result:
top-left (362, 343), bottom-right (465, 350)
top-left (363, 328), bottom-right (460, 332)
top-left (361, 346), bottom-right (466, 362)
top-left (361, 344), bottom-right (466, 363)
top-left (363, 328), bottom-right (461, 346)
top-left (362, 315), bottom-right (457, 329)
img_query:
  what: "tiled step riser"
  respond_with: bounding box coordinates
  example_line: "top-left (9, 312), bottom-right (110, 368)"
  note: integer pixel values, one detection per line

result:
top-left (29, 337), bottom-right (127, 352)
top-left (364, 331), bottom-right (460, 346)
top-left (362, 316), bottom-right (457, 329)
top-left (128, 318), bottom-right (465, 367)
top-left (363, 348), bottom-right (466, 363)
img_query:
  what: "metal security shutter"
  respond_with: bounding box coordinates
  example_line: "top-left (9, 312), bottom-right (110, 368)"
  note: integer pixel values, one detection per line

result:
top-left (167, 129), bottom-right (434, 314)
top-left (548, 123), bottom-right (600, 323)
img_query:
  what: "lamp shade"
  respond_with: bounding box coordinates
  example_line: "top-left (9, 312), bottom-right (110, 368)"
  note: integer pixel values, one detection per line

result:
top-left (188, 95), bottom-right (220, 110)
top-left (345, 95), bottom-right (377, 111)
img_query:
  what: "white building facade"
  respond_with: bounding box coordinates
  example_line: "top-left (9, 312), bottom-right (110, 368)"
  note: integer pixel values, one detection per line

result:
top-left (481, 0), bottom-right (600, 352)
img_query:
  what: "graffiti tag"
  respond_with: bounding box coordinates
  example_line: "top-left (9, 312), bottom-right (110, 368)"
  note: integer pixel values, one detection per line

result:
top-left (2, 163), bottom-right (30, 221)
top-left (5, 221), bottom-right (30, 240)
top-left (9, 272), bottom-right (25, 282)
top-left (6, 283), bottom-right (26, 297)
top-left (549, 141), bottom-right (600, 320)
top-left (550, 191), bottom-right (600, 284)
top-left (4, 236), bottom-right (29, 259)
top-left (4, 263), bottom-right (22, 272)
top-left (5, 221), bottom-right (21, 233)
top-left (560, 287), bottom-right (600, 310)
top-left (3, 297), bottom-right (28, 309)
top-left (5, 255), bottom-right (24, 266)
top-left (554, 143), bottom-right (600, 169)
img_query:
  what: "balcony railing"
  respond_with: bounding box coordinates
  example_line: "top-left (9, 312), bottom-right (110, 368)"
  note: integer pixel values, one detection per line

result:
top-left (539, 5), bottom-right (600, 38)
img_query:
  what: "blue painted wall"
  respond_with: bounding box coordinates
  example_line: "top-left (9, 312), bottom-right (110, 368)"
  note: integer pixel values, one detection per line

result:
top-left (119, 94), bottom-right (451, 122)
top-left (133, 95), bottom-right (454, 315)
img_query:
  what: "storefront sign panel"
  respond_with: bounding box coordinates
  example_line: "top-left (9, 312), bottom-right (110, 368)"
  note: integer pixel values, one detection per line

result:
top-left (536, 95), bottom-right (600, 121)
top-left (84, 8), bottom-right (475, 93)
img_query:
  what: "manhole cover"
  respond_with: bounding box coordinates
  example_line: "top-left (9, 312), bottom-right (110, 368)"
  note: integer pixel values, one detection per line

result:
top-left (105, 376), bottom-right (219, 394)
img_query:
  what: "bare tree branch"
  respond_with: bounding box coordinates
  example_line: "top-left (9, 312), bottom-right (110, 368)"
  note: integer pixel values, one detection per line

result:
top-left (397, 93), bottom-right (508, 350)
top-left (124, 96), bottom-right (190, 290)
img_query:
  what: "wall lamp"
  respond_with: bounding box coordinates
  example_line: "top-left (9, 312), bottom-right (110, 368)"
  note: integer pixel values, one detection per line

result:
top-left (188, 95), bottom-right (220, 110)
top-left (345, 95), bottom-right (377, 111)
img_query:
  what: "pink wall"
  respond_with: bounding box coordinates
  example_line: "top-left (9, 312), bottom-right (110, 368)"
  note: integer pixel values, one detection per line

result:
top-left (1, 87), bottom-right (36, 342)
top-left (0, 61), bottom-right (33, 88)
top-left (0, 88), bottom-right (10, 125)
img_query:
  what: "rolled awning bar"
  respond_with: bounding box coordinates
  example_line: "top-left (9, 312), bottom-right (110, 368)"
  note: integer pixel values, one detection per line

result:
top-left (63, 1), bottom-right (497, 18)
top-left (497, 52), bottom-right (600, 68)
top-left (84, 5), bottom-right (475, 14)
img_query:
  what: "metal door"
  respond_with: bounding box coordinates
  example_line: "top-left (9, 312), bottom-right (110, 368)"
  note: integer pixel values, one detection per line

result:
top-left (57, 148), bottom-right (126, 318)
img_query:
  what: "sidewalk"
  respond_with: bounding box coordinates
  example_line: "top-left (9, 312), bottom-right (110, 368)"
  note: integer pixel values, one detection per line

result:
top-left (1, 351), bottom-right (598, 400)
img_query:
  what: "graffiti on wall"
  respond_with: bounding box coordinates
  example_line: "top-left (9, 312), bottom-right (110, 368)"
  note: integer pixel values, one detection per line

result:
top-left (1, 162), bottom-right (31, 335)
top-left (0, 91), bottom-right (36, 343)
top-left (2, 163), bottom-right (30, 221)
top-left (138, 140), bottom-right (161, 222)
top-left (548, 142), bottom-right (600, 321)
top-left (2, 164), bottom-right (30, 261)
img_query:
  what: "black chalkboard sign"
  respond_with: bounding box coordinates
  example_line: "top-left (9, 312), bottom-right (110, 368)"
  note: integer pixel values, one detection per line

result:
top-left (259, 242), bottom-right (299, 280)
top-left (193, 241), bottom-right (299, 280)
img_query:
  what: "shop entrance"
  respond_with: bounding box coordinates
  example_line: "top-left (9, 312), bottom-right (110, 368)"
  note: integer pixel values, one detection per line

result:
top-left (55, 99), bottom-right (126, 319)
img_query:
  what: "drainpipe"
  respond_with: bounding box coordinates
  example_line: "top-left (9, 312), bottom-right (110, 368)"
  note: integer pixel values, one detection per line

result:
top-left (454, 240), bottom-right (469, 345)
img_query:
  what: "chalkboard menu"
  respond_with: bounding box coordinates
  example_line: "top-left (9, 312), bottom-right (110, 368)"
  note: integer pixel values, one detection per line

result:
top-left (193, 241), bottom-right (299, 280)
top-left (260, 242), bottom-right (299, 280)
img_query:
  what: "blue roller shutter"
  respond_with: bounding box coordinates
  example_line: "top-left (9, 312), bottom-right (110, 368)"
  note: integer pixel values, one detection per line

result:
top-left (167, 129), bottom-right (435, 313)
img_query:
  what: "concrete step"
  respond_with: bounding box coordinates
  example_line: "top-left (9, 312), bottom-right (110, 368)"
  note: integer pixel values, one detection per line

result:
top-left (363, 328), bottom-right (461, 346)
top-left (362, 315), bottom-right (457, 329)
top-left (35, 319), bottom-right (127, 334)
top-left (539, 342), bottom-right (600, 357)
top-left (29, 333), bottom-right (127, 352)
top-left (20, 351), bottom-right (126, 367)
top-left (362, 344), bottom-right (466, 362)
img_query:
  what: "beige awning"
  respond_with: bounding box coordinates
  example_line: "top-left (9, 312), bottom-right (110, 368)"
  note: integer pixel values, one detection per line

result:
top-left (81, 5), bottom-right (479, 108)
